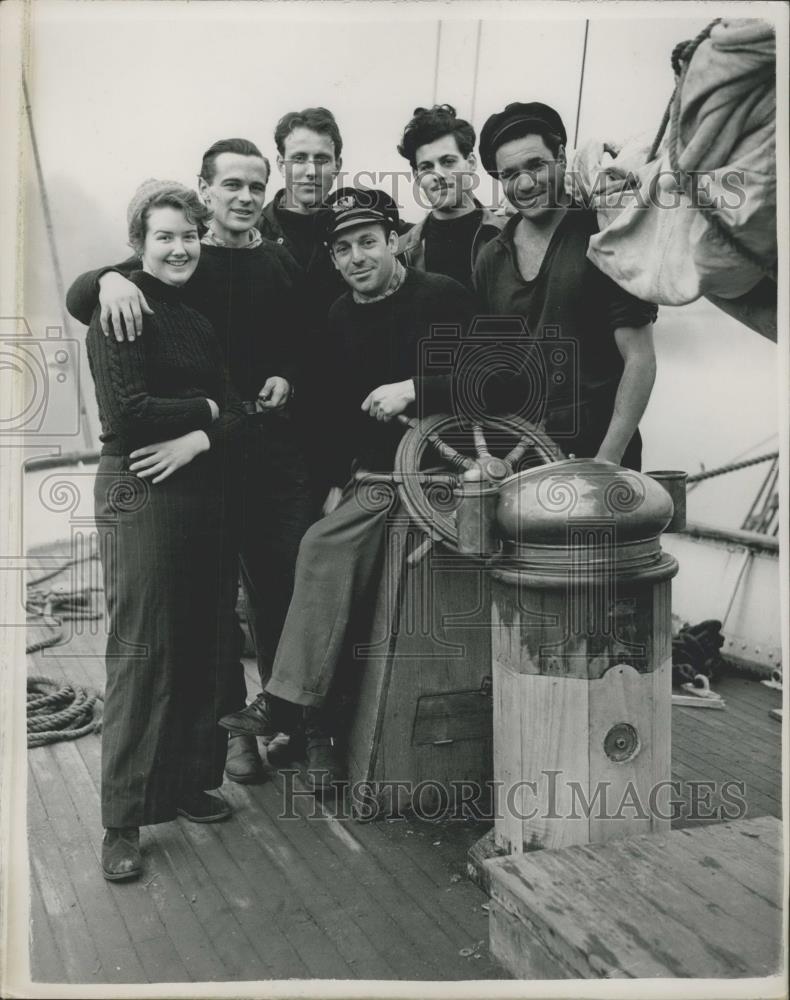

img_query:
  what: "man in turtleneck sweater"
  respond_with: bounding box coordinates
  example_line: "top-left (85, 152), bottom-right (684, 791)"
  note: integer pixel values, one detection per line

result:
top-left (258, 107), bottom-right (412, 500)
top-left (396, 104), bottom-right (504, 290)
top-left (66, 138), bottom-right (315, 786)
top-left (218, 188), bottom-right (476, 794)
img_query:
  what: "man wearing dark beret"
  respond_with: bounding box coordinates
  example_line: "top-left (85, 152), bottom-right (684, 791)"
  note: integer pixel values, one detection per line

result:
top-left (475, 102), bottom-right (658, 470)
top-left (222, 188), bottom-right (477, 792)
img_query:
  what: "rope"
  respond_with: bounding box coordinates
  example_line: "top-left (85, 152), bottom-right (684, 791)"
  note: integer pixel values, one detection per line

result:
top-left (26, 550), bottom-right (105, 746)
top-left (686, 450), bottom-right (778, 485)
top-left (648, 20), bottom-right (721, 163)
top-left (665, 18), bottom-right (777, 281)
top-left (27, 676), bottom-right (103, 748)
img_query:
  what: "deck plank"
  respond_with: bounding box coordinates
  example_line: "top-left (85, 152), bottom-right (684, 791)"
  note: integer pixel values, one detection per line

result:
top-left (318, 803), bottom-right (502, 977)
top-left (33, 729), bottom-right (196, 983)
top-left (146, 825), bottom-right (273, 982)
top-left (27, 746), bottom-right (148, 983)
top-left (176, 807), bottom-right (327, 979)
top-left (28, 861), bottom-right (68, 983)
top-left (672, 730), bottom-right (781, 803)
top-left (219, 782), bottom-right (397, 979)
top-left (487, 817), bottom-right (783, 979)
top-left (253, 774), bottom-right (476, 979)
top-left (26, 775), bottom-right (108, 983)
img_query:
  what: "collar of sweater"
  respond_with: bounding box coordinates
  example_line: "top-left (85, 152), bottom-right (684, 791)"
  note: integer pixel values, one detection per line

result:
top-left (130, 270), bottom-right (185, 304)
top-left (351, 259), bottom-right (406, 305)
top-left (201, 226), bottom-right (263, 249)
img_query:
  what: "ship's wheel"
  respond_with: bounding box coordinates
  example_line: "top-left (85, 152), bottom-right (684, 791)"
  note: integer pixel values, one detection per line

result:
top-left (393, 413), bottom-right (563, 553)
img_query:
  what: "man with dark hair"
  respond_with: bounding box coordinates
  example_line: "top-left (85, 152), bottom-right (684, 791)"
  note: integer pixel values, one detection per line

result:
top-left (474, 101), bottom-right (658, 470)
top-left (219, 188), bottom-right (477, 793)
top-left (396, 104), bottom-right (504, 289)
top-left (66, 137), bottom-right (314, 785)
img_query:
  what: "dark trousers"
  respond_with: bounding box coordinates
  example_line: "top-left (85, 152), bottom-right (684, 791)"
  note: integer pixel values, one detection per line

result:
top-left (95, 453), bottom-right (241, 828)
top-left (264, 480), bottom-right (392, 708)
top-left (226, 417), bottom-right (314, 711)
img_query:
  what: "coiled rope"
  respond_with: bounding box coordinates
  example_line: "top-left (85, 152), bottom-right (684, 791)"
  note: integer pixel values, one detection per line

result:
top-left (27, 549), bottom-right (105, 747)
top-left (27, 676), bottom-right (103, 747)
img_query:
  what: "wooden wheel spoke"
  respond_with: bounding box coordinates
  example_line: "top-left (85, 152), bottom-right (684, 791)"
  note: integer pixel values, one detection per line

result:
top-left (505, 433), bottom-right (533, 465)
top-left (426, 431), bottom-right (475, 472)
top-left (472, 424), bottom-right (492, 459)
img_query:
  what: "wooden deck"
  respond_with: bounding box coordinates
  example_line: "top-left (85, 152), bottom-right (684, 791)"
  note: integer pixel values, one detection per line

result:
top-left (24, 549), bottom-right (783, 985)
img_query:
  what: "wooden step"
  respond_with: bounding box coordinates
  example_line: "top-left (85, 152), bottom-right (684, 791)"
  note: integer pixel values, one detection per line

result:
top-left (485, 815), bottom-right (783, 979)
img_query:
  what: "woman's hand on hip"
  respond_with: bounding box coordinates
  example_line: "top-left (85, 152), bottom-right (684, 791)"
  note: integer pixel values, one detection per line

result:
top-left (129, 431), bottom-right (210, 483)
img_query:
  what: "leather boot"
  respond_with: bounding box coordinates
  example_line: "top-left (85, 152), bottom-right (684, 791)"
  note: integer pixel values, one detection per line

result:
top-left (102, 827), bottom-right (142, 882)
top-left (304, 708), bottom-right (343, 794)
top-left (224, 734), bottom-right (266, 784)
top-left (219, 693), bottom-right (298, 741)
top-left (176, 791), bottom-right (232, 823)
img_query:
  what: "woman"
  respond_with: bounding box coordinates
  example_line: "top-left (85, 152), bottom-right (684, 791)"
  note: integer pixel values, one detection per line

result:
top-left (86, 180), bottom-right (246, 881)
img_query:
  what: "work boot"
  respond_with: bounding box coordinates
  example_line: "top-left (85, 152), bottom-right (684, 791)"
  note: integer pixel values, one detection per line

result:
top-left (102, 827), bottom-right (141, 882)
top-left (218, 693), bottom-right (297, 741)
top-left (304, 709), bottom-right (343, 795)
top-left (224, 734), bottom-right (266, 784)
top-left (176, 791), bottom-right (232, 823)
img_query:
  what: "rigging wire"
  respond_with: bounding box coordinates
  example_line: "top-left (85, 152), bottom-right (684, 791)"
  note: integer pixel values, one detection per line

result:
top-left (469, 21), bottom-right (483, 128)
top-left (573, 20), bottom-right (590, 149)
top-left (431, 21), bottom-right (443, 106)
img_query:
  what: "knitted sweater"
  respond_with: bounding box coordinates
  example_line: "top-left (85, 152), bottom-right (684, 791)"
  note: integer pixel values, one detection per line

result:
top-left (324, 267), bottom-right (476, 481)
top-left (86, 271), bottom-right (245, 456)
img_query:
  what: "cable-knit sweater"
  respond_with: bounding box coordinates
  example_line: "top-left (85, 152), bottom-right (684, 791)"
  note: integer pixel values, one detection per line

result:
top-left (86, 271), bottom-right (245, 456)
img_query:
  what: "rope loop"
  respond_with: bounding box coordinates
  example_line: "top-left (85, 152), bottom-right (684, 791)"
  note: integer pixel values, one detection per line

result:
top-left (26, 675), bottom-right (104, 748)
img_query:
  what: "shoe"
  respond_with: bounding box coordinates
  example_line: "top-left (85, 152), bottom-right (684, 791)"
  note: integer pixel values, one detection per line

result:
top-left (224, 734), bottom-right (266, 784)
top-left (304, 737), bottom-right (344, 795)
top-left (102, 827), bottom-right (141, 882)
top-left (303, 710), bottom-right (344, 795)
top-left (218, 693), bottom-right (296, 741)
top-left (176, 791), bottom-right (232, 823)
top-left (266, 729), bottom-right (306, 768)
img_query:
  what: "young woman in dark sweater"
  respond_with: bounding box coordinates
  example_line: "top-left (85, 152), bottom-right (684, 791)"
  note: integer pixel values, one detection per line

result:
top-left (85, 181), bottom-right (246, 882)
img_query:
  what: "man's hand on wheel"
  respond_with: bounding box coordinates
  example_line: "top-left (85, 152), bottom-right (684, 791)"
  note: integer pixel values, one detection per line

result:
top-left (361, 379), bottom-right (415, 422)
top-left (256, 376), bottom-right (291, 411)
top-left (98, 272), bottom-right (153, 342)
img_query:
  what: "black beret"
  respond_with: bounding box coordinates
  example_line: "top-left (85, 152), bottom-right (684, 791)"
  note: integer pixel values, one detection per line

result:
top-left (479, 102), bottom-right (567, 176)
top-left (321, 187), bottom-right (400, 243)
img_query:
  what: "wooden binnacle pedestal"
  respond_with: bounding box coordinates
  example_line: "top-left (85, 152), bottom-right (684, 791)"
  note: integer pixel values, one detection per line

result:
top-left (489, 458), bottom-right (678, 854)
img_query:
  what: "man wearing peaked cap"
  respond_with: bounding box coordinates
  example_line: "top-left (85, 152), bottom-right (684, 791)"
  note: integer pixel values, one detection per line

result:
top-left (473, 100), bottom-right (658, 471)
top-left (237, 186), bottom-right (479, 792)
